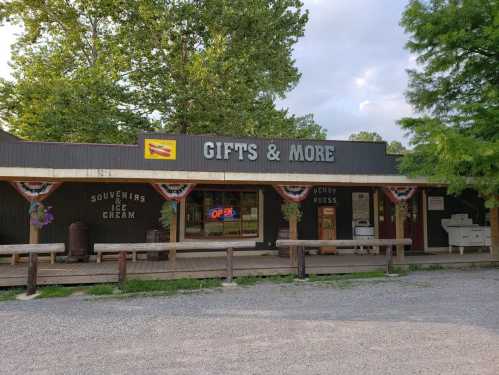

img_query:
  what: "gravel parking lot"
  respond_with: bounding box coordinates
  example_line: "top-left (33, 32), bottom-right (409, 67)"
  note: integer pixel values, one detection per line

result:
top-left (1, 269), bottom-right (499, 375)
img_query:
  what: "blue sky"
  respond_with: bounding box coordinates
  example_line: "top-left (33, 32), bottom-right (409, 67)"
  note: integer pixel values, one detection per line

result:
top-left (0, 0), bottom-right (415, 144)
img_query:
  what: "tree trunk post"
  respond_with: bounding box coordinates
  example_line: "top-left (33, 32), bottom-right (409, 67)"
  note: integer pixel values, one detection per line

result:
top-left (118, 251), bottom-right (127, 289)
top-left (27, 253), bottom-right (38, 296)
top-left (226, 248), bottom-right (234, 283)
top-left (385, 245), bottom-right (393, 274)
top-left (297, 246), bottom-right (306, 279)
top-left (169, 202), bottom-right (178, 271)
top-left (289, 213), bottom-right (298, 266)
top-left (491, 206), bottom-right (499, 259)
top-left (395, 203), bottom-right (405, 263)
top-left (13, 222), bottom-right (40, 265)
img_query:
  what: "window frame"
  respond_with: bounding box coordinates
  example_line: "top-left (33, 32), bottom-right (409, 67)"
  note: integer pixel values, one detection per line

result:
top-left (184, 188), bottom-right (260, 239)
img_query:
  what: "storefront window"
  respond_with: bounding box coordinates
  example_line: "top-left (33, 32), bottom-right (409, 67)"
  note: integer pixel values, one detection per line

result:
top-left (185, 190), bottom-right (259, 238)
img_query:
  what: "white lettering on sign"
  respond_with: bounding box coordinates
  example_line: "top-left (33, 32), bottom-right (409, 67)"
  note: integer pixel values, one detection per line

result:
top-left (90, 190), bottom-right (145, 220)
top-left (203, 142), bottom-right (335, 162)
top-left (204, 141), bottom-right (258, 161)
top-left (313, 186), bottom-right (337, 205)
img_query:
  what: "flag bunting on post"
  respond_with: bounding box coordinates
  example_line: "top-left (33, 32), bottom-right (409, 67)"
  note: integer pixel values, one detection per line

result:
top-left (274, 185), bottom-right (312, 203)
top-left (11, 181), bottom-right (62, 202)
top-left (383, 186), bottom-right (417, 204)
top-left (152, 183), bottom-right (195, 201)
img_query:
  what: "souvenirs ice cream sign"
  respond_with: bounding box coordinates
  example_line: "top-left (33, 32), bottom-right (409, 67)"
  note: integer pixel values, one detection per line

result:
top-left (90, 190), bottom-right (146, 220)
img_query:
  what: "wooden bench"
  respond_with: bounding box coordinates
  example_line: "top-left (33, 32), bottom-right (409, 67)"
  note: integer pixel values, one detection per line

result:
top-left (0, 243), bottom-right (65, 266)
top-left (94, 241), bottom-right (257, 261)
top-left (0, 243), bottom-right (66, 295)
top-left (276, 239), bottom-right (412, 249)
top-left (276, 239), bottom-right (413, 275)
top-left (94, 241), bottom-right (257, 287)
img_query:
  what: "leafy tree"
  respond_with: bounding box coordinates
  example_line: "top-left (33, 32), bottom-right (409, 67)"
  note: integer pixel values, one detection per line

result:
top-left (386, 141), bottom-right (407, 155)
top-left (399, 0), bottom-right (499, 208)
top-left (0, 0), bottom-right (153, 143)
top-left (348, 131), bottom-right (383, 143)
top-left (0, 0), bottom-right (326, 143)
top-left (348, 131), bottom-right (407, 154)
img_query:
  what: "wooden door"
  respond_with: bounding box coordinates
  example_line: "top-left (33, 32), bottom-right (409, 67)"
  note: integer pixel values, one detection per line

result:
top-left (379, 191), bottom-right (424, 252)
top-left (378, 193), bottom-right (395, 240)
top-left (405, 191), bottom-right (424, 252)
top-left (318, 206), bottom-right (337, 254)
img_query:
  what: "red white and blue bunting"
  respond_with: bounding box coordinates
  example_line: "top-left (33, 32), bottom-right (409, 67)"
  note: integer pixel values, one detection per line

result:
top-left (152, 183), bottom-right (195, 201)
top-left (11, 181), bottom-right (62, 202)
top-left (383, 186), bottom-right (417, 204)
top-left (274, 185), bottom-right (312, 203)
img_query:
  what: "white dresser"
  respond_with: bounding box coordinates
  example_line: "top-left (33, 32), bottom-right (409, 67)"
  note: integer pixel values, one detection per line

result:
top-left (441, 214), bottom-right (492, 255)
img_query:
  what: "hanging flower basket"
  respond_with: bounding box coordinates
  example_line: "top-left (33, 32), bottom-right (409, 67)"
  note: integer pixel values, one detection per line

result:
top-left (281, 202), bottom-right (302, 222)
top-left (159, 201), bottom-right (177, 229)
top-left (29, 201), bottom-right (54, 229)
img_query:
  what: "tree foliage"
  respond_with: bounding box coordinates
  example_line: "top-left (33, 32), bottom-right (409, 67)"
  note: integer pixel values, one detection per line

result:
top-left (0, 0), bottom-right (326, 143)
top-left (348, 131), bottom-right (408, 154)
top-left (399, 0), bottom-right (499, 207)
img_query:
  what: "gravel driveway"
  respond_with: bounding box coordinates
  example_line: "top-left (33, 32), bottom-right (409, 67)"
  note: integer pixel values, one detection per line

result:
top-left (1, 269), bottom-right (499, 375)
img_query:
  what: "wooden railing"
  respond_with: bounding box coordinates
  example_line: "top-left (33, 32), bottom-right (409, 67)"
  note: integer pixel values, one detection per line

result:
top-left (0, 244), bottom-right (65, 295)
top-left (93, 241), bottom-right (257, 287)
top-left (275, 239), bottom-right (413, 278)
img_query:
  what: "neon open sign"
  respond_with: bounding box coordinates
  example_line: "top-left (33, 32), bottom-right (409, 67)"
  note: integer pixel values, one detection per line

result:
top-left (208, 207), bottom-right (238, 220)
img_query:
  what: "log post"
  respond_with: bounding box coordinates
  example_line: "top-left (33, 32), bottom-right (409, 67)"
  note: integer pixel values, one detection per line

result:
top-left (385, 245), bottom-right (393, 274)
top-left (395, 203), bottom-right (405, 263)
top-left (373, 189), bottom-right (380, 254)
top-left (297, 246), bottom-right (306, 279)
top-left (27, 253), bottom-right (38, 295)
top-left (169, 201), bottom-right (178, 271)
top-left (226, 247), bottom-right (234, 283)
top-left (14, 222), bottom-right (41, 265)
top-left (491, 206), bottom-right (499, 259)
top-left (289, 213), bottom-right (298, 267)
top-left (118, 251), bottom-right (127, 289)
top-left (29, 223), bottom-right (40, 244)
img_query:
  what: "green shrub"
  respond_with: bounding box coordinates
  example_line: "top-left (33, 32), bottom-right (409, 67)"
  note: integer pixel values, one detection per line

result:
top-left (0, 288), bottom-right (21, 302)
top-left (38, 286), bottom-right (74, 298)
top-left (87, 284), bottom-right (115, 296)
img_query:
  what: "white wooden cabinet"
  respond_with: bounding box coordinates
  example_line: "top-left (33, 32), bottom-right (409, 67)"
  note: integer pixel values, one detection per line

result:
top-left (441, 214), bottom-right (491, 255)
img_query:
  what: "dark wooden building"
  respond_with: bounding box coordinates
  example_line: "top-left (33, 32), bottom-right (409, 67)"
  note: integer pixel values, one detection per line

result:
top-left (0, 130), bottom-right (496, 257)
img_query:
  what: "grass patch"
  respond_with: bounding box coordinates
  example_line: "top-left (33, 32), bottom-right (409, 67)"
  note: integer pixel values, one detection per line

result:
top-left (87, 284), bottom-right (115, 296)
top-left (38, 286), bottom-right (74, 299)
top-left (122, 278), bottom-right (222, 294)
top-left (0, 288), bottom-right (22, 302)
top-left (235, 274), bottom-right (296, 286)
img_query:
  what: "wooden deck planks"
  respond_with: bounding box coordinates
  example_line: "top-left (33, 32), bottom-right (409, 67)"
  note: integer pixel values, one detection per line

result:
top-left (0, 253), bottom-right (497, 287)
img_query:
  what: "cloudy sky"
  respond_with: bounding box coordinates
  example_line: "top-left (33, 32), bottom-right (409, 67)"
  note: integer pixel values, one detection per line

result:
top-left (0, 0), bottom-right (415, 144)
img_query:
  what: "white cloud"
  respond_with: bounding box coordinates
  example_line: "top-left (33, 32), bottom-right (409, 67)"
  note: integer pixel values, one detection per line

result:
top-left (354, 68), bottom-right (376, 89)
top-left (359, 100), bottom-right (371, 111)
top-left (279, 0), bottom-right (415, 145)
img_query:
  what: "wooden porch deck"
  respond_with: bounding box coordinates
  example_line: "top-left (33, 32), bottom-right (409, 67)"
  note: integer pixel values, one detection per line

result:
top-left (1, 253), bottom-right (497, 287)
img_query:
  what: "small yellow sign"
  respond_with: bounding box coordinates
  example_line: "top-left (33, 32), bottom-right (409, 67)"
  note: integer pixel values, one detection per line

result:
top-left (144, 139), bottom-right (177, 160)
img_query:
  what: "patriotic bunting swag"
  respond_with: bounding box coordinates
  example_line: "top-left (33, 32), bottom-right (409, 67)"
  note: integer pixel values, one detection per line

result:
top-left (11, 181), bottom-right (62, 202)
top-left (383, 186), bottom-right (417, 204)
top-left (152, 183), bottom-right (195, 201)
top-left (274, 185), bottom-right (312, 203)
